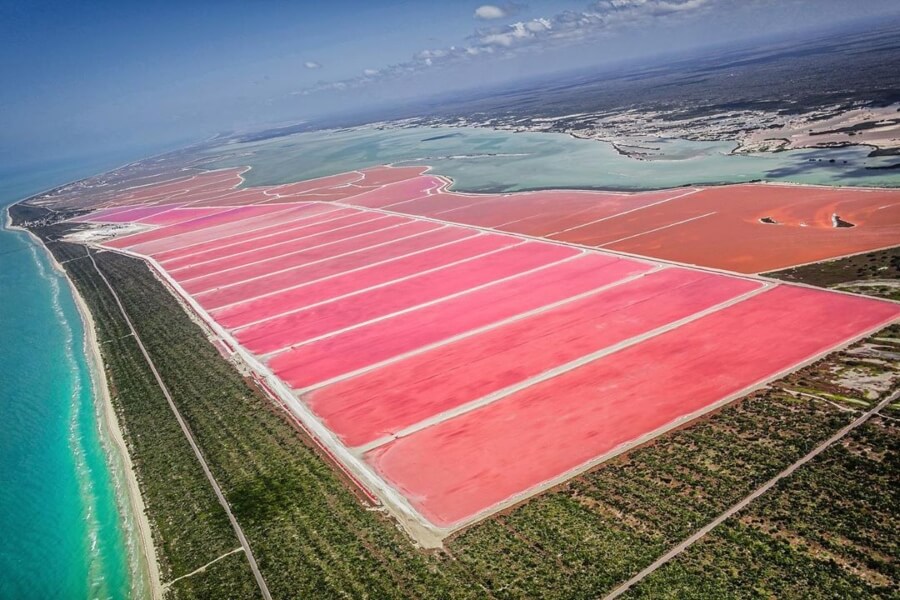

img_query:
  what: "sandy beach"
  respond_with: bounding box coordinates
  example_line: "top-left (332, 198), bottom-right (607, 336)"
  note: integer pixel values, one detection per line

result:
top-left (7, 210), bottom-right (163, 600)
top-left (71, 265), bottom-right (164, 600)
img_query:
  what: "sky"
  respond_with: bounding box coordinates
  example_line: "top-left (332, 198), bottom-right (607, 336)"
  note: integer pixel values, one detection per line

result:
top-left (2, 0), bottom-right (899, 171)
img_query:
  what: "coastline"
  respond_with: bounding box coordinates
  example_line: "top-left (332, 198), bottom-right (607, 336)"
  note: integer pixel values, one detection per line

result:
top-left (69, 257), bottom-right (164, 600)
top-left (5, 206), bottom-right (163, 600)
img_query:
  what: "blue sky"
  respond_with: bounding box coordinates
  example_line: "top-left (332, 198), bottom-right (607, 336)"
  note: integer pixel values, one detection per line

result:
top-left (2, 0), bottom-right (899, 170)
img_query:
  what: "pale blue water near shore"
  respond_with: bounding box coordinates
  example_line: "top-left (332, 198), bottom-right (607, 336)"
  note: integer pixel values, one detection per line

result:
top-left (0, 160), bottom-right (149, 599)
top-left (212, 126), bottom-right (900, 191)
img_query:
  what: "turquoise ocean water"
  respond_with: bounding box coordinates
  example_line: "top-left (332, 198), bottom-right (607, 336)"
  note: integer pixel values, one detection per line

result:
top-left (0, 161), bottom-right (147, 599)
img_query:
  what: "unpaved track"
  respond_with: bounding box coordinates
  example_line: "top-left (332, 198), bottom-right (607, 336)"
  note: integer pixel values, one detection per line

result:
top-left (162, 547), bottom-right (244, 591)
top-left (602, 387), bottom-right (900, 599)
top-left (87, 249), bottom-right (272, 600)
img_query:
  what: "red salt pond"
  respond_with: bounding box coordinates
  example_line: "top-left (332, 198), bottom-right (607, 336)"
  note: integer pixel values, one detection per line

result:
top-left (80, 166), bottom-right (900, 538)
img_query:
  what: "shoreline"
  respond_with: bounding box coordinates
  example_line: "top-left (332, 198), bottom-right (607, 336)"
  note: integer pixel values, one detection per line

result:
top-left (69, 257), bottom-right (164, 600)
top-left (5, 207), bottom-right (163, 600)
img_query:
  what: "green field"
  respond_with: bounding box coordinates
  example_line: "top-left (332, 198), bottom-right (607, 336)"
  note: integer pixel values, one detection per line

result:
top-left (23, 211), bottom-right (899, 599)
top-left (767, 247), bottom-right (900, 301)
top-left (624, 417), bottom-right (899, 598)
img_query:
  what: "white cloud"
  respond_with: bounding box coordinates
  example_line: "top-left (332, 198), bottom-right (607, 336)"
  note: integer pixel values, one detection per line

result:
top-left (594, 0), bottom-right (708, 16)
top-left (416, 48), bottom-right (449, 60)
top-left (474, 5), bottom-right (507, 19)
top-left (295, 0), bottom-right (713, 95)
top-left (304, 61), bottom-right (322, 69)
top-left (479, 18), bottom-right (552, 46)
top-left (525, 17), bottom-right (552, 32)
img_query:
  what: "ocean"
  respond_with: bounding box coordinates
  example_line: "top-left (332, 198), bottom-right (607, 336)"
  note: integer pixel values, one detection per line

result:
top-left (0, 160), bottom-right (149, 599)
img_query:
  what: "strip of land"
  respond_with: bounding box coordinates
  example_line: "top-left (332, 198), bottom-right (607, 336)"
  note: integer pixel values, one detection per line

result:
top-left (85, 249), bottom-right (272, 600)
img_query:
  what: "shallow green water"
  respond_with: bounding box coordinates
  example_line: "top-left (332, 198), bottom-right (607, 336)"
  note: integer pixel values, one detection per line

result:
top-left (0, 166), bottom-right (145, 599)
top-left (207, 126), bottom-right (899, 191)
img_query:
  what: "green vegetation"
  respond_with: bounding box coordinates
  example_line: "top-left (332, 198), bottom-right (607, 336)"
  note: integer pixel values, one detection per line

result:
top-left (7, 202), bottom-right (52, 226)
top-left (766, 247), bottom-right (900, 301)
top-left (624, 418), bottom-right (899, 598)
top-left (29, 216), bottom-right (900, 598)
top-left (40, 240), bottom-right (260, 598)
top-left (7, 202), bottom-right (86, 228)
